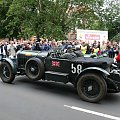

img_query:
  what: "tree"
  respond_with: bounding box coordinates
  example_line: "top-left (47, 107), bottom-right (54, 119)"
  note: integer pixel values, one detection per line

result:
top-left (0, 0), bottom-right (13, 38)
top-left (5, 0), bottom-right (36, 39)
top-left (97, 0), bottom-right (120, 39)
top-left (0, 0), bottom-right (119, 41)
top-left (111, 33), bottom-right (120, 42)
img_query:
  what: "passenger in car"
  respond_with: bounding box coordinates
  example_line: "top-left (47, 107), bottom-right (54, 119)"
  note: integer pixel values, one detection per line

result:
top-left (60, 45), bottom-right (77, 59)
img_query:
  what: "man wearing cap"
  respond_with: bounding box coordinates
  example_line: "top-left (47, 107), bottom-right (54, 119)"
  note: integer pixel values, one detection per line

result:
top-left (61, 45), bottom-right (77, 59)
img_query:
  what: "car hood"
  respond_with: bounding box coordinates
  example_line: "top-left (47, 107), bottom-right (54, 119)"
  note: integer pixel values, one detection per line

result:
top-left (72, 57), bottom-right (114, 66)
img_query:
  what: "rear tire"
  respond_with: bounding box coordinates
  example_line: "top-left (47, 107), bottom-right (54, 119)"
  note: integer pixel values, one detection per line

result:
top-left (77, 73), bottom-right (107, 103)
top-left (25, 58), bottom-right (44, 80)
top-left (0, 62), bottom-right (15, 83)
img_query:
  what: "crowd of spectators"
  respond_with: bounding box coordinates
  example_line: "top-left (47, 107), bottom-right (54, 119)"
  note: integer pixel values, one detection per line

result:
top-left (0, 38), bottom-right (120, 61)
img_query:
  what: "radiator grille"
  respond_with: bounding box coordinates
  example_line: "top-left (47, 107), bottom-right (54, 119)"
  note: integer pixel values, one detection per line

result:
top-left (17, 55), bottom-right (31, 68)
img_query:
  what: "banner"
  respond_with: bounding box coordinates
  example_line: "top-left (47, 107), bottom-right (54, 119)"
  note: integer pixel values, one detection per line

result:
top-left (77, 29), bottom-right (108, 44)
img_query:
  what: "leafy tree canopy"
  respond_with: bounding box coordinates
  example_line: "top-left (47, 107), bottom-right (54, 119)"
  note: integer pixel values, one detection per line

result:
top-left (0, 0), bottom-right (119, 41)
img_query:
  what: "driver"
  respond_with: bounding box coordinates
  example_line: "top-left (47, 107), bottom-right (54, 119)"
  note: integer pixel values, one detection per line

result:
top-left (60, 45), bottom-right (77, 59)
top-left (74, 47), bottom-right (83, 57)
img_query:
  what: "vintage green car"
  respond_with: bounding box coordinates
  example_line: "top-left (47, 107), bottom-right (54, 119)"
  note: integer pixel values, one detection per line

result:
top-left (0, 50), bottom-right (120, 103)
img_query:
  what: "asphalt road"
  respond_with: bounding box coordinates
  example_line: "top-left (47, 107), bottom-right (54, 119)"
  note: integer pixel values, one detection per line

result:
top-left (0, 76), bottom-right (120, 120)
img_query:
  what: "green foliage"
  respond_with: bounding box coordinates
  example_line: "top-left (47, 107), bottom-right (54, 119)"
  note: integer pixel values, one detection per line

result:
top-left (111, 33), bottom-right (120, 42)
top-left (97, 0), bottom-right (120, 40)
top-left (0, 0), bottom-right (13, 38)
top-left (0, 0), bottom-right (120, 41)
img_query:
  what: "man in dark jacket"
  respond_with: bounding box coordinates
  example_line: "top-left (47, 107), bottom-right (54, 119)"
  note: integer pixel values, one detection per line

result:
top-left (61, 45), bottom-right (77, 59)
top-left (0, 41), bottom-right (7, 59)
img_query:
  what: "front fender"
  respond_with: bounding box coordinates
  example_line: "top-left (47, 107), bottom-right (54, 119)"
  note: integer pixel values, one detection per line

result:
top-left (2, 58), bottom-right (17, 74)
top-left (76, 67), bottom-right (110, 81)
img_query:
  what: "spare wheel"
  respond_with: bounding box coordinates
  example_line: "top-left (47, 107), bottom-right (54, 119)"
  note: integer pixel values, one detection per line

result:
top-left (25, 58), bottom-right (44, 80)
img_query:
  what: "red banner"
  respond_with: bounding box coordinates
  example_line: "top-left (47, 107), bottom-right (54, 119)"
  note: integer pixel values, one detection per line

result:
top-left (85, 34), bottom-right (100, 40)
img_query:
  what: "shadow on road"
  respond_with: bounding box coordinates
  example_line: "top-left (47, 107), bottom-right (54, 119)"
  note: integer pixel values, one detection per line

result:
top-left (1, 75), bottom-right (120, 104)
top-left (14, 76), bottom-right (79, 98)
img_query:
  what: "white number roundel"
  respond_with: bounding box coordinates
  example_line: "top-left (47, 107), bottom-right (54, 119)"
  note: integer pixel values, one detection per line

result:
top-left (71, 64), bottom-right (82, 74)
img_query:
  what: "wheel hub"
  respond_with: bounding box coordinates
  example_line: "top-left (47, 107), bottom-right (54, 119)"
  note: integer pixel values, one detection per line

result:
top-left (30, 67), bottom-right (35, 72)
top-left (82, 79), bottom-right (100, 97)
top-left (88, 85), bottom-right (93, 92)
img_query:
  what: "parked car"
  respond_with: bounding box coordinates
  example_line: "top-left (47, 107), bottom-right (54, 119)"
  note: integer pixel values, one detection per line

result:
top-left (0, 50), bottom-right (120, 103)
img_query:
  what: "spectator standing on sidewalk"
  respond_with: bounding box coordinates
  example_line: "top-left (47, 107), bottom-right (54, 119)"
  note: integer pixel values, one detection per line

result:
top-left (115, 51), bottom-right (120, 63)
top-left (16, 41), bottom-right (22, 52)
top-left (115, 51), bottom-right (120, 69)
top-left (100, 41), bottom-right (106, 54)
top-left (7, 41), bottom-right (16, 58)
top-left (0, 41), bottom-right (7, 58)
top-left (81, 42), bottom-right (87, 55)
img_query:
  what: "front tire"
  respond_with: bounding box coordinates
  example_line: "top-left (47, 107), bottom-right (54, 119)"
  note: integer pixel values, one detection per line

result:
top-left (77, 73), bottom-right (107, 103)
top-left (0, 62), bottom-right (15, 83)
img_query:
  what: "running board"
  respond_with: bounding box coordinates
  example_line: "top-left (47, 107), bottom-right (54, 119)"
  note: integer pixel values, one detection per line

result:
top-left (45, 71), bottom-right (69, 83)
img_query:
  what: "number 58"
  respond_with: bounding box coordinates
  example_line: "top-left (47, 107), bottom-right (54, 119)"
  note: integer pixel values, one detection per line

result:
top-left (71, 64), bottom-right (82, 74)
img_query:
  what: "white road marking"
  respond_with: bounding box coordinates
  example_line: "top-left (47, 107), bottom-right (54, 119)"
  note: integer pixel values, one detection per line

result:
top-left (64, 105), bottom-right (120, 120)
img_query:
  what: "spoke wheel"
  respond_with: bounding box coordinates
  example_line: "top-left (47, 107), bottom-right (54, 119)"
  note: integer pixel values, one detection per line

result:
top-left (25, 58), bottom-right (44, 80)
top-left (0, 62), bottom-right (15, 83)
top-left (81, 79), bottom-right (100, 98)
top-left (77, 73), bottom-right (107, 103)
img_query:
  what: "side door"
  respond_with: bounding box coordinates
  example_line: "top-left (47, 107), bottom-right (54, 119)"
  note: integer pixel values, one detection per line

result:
top-left (45, 56), bottom-right (71, 74)
top-left (45, 56), bottom-right (83, 82)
